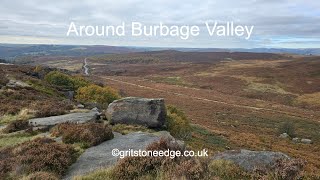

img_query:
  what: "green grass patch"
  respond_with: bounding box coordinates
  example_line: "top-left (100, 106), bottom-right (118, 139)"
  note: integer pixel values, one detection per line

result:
top-left (237, 114), bottom-right (320, 143)
top-left (0, 132), bottom-right (36, 148)
top-left (245, 82), bottom-right (291, 95)
top-left (151, 76), bottom-right (190, 86)
top-left (0, 109), bottom-right (34, 125)
top-left (74, 167), bottom-right (114, 180)
top-left (295, 92), bottom-right (320, 107)
top-left (186, 124), bottom-right (228, 153)
top-left (112, 124), bottom-right (155, 135)
top-left (26, 79), bottom-right (61, 97)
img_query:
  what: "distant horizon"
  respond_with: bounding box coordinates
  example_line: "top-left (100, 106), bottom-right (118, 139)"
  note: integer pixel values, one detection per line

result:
top-left (0, 42), bottom-right (319, 50)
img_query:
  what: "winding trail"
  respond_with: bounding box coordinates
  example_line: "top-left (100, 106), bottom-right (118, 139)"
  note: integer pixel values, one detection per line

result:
top-left (83, 58), bottom-right (89, 75)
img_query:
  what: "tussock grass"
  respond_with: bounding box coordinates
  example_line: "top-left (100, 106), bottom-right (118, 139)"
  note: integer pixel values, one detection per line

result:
top-left (0, 108), bottom-right (34, 125)
top-left (245, 82), bottom-right (291, 95)
top-left (187, 124), bottom-right (228, 152)
top-left (151, 76), bottom-right (190, 86)
top-left (295, 92), bottom-right (320, 107)
top-left (112, 124), bottom-right (155, 135)
top-left (73, 168), bottom-right (114, 180)
top-left (0, 132), bottom-right (35, 148)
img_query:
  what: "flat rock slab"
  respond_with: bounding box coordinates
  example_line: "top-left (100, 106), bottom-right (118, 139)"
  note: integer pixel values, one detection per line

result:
top-left (28, 110), bottom-right (98, 127)
top-left (63, 131), bottom-right (171, 180)
top-left (212, 149), bottom-right (289, 171)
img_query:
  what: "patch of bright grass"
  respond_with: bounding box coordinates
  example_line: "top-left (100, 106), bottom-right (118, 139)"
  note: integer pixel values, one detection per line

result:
top-left (0, 132), bottom-right (36, 148)
top-left (186, 124), bottom-right (228, 153)
top-left (245, 82), bottom-right (291, 95)
top-left (26, 79), bottom-right (60, 97)
top-left (111, 124), bottom-right (155, 135)
top-left (73, 167), bottom-right (115, 180)
top-left (151, 76), bottom-right (190, 86)
top-left (295, 92), bottom-right (320, 107)
top-left (0, 109), bottom-right (34, 125)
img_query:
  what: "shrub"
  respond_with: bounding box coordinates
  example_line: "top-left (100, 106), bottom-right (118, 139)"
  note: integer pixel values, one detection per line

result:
top-left (273, 159), bottom-right (306, 179)
top-left (279, 121), bottom-right (295, 137)
top-left (254, 158), bottom-right (306, 179)
top-left (112, 138), bottom-right (209, 180)
top-left (72, 75), bottom-right (90, 90)
top-left (44, 71), bottom-right (74, 90)
top-left (0, 146), bottom-right (14, 177)
top-left (175, 158), bottom-right (210, 180)
top-left (112, 138), bottom-right (181, 180)
top-left (33, 65), bottom-right (43, 74)
top-left (166, 105), bottom-right (191, 140)
top-left (0, 71), bottom-right (9, 86)
top-left (2, 120), bottom-right (30, 133)
top-left (0, 138), bottom-right (77, 178)
top-left (27, 78), bottom-right (61, 96)
top-left (51, 123), bottom-right (114, 147)
top-left (31, 100), bottom-right (73, 118)
top-left (209, 160), bottom-right (248, 179)
top-left (14, 138), bottom-right (78, 176)
top-left (44, 71), bottom-right (90, 91)
top-left (76, 84), bottom-right (120, 107)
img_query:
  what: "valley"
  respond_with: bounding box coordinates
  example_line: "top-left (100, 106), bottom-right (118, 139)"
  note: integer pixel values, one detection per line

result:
top-left (21, 50), bottom-right (320, 173)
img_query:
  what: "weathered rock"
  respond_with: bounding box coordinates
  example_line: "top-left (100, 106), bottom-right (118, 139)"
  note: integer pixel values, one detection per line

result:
top-left (63, 131), bottom-right (179, 179)
top-left (107, 97), bottom-right (166, 128)
top-left (212, 149), bottom-right (289, 171)
top-left (28, 110), bottom-right (99, 127)
top-left (301, 138), bottom-right (312, 144)
top-left (292, 137), bottom-right (300, 142)
top-left (279, 133), bottom-right (289, 138)
top-left (91, 107), bottom-right (99, 112)
top-left (77, 104), bottom-right (85, 108)
top-left (6, 79), bottom-right (31, 88)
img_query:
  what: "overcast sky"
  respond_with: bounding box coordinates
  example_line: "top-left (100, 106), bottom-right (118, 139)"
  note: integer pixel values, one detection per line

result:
top-left (0, 0), bottom-right (319, 48)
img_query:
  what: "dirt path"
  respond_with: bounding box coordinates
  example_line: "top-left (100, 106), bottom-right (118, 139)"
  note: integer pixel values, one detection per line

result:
top-left (83, 58), bottom-right (89, 75)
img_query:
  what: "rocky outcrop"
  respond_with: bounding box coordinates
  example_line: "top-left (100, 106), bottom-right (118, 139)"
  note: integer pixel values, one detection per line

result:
top-left (301, 138), bottom-right (312, 144)
top-left (6, 79), bottom-right (31, 88)
top-left (63, 131), bottom-right (180, 179)
top-left (106, 97), bottom-right (166, 128)
top-left (212, 149), bottom-right (289, 171)
top-left (279, 133), bottom-right (289, 138)
top-left (28, 110), bottom-right (99, 127)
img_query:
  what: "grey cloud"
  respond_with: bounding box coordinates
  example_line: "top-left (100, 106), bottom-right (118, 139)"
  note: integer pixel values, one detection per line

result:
top-left (0, 0), bottom-right (319, 48)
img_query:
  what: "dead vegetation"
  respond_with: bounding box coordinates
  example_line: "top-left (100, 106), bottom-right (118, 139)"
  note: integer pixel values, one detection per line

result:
top-left (2, 120), bottom-right (30, 133)
top-left (0, 65), bottom-right (74, 117)
top-left (95, 56), bottom-right (320, 175)
top-left (76, 138), bottom-right (307, 180)
top-left (0, 138), bottom-right (78, 179)
top-left (51, 123), bottom-right (114, 148)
